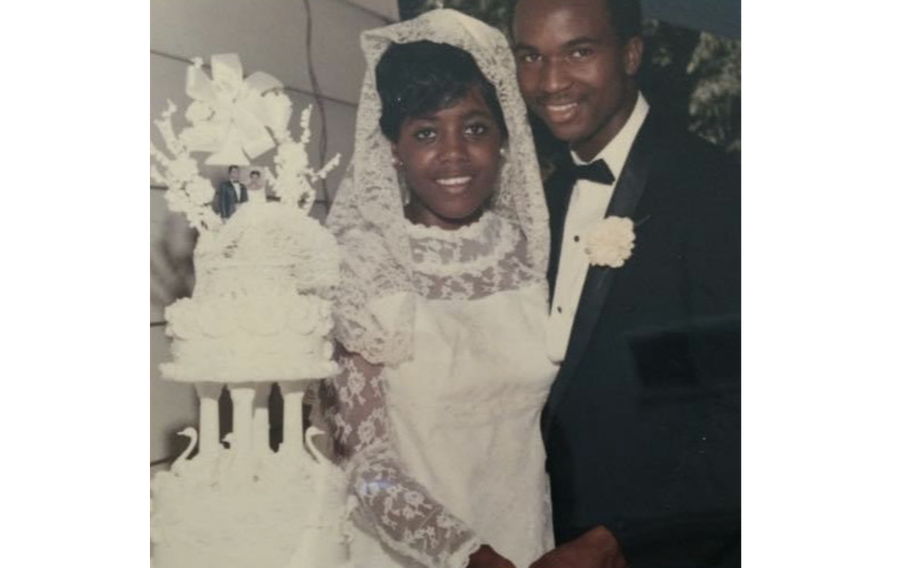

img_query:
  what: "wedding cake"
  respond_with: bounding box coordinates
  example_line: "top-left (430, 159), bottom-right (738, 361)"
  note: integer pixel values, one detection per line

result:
top-left (150, 54), bottom-right (351, 568)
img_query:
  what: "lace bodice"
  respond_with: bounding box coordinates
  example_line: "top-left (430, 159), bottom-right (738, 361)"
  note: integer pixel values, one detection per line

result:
top-left (408, 213), bottom-right (539, 301)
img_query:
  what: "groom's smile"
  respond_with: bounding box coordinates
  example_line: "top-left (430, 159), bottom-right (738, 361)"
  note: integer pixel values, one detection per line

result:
top-left (542, 101), bottom-right (580, 124)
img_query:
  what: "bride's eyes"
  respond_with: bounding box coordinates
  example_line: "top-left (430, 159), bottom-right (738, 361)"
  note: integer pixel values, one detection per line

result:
top-left (414, 127), bottom-right (437, 141)
top-left (411, 123), bottom-right (489, 141)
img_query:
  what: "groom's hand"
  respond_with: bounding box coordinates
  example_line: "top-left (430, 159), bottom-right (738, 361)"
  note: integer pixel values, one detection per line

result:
top-left (468, 544), bottom-right (517, 568)
top-left (529, 526), bottom-right (628, 568)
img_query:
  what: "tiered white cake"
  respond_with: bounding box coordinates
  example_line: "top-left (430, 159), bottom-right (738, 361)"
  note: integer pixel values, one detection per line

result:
top-left (150, 54), bottom-right (350, 568)
top-left (159, 201), bottom-right (339, 384)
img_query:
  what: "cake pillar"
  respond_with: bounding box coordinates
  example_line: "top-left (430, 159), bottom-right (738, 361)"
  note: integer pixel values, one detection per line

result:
top-left (229, 384), bottom-right (255, 460)
top-left (252, 383), bottom-right (272, 457)
top-left (290, 427), bottom-right (349, 566)
top-left (279, 381), bottom-right (306, 455)
top-left (306, 385), bottom-right (334, 459)
top-left (195, 382), bottom-right (223, 457)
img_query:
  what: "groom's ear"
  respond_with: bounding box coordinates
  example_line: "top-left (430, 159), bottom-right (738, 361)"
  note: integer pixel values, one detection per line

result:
top-left (623, 36), bottom-right (644, 77)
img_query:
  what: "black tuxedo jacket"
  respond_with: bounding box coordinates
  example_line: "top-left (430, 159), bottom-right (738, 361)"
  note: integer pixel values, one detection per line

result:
top-left (216, 180), bottom-right (248, 219)
top-left (542, 111), bottom-right (741, 567)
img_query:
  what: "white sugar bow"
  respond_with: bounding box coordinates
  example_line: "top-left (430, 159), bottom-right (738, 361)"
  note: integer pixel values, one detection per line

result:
top-left (181, 54), bottom-right (292, 166)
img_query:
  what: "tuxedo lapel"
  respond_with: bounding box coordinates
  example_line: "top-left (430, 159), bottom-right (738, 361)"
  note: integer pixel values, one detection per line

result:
top-left (543, 113), bottom-right (663, 438)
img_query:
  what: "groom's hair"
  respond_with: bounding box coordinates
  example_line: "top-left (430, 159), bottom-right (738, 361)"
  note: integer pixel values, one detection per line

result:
top-left (508, 0), bottom-right (642, 45)
top-left (376, 41), bottom-right (508, 142)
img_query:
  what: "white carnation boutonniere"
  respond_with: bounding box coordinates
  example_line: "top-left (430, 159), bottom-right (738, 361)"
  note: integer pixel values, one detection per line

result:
top-left (583, 216), bottom-right (635, 268)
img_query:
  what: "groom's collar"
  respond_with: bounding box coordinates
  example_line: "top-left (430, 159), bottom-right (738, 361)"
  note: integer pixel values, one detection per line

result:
top-left (571, 92), bottom-right (650, 183)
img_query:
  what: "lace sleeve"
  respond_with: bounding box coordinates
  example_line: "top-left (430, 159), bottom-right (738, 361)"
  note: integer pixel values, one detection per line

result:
top-left (323, 351), bottom-right (483, 568)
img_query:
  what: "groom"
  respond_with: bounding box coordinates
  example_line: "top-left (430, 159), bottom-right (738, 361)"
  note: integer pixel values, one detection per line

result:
top-left (216, 164), bottom-right (248, 219)
top-left (511, 1), bottom-right (741, 567)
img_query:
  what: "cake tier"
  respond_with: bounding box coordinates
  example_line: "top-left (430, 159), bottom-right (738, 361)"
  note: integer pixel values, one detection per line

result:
top-left (152, 451), bottom-right (350, 568)
top-left (160, 294), bottom-right (337, 383)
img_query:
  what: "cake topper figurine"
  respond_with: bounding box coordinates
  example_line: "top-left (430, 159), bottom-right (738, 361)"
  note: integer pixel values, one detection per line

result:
top-left (215, 164), bottom-right (248, 219)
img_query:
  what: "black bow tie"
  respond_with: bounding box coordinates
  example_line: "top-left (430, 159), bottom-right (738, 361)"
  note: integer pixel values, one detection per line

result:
top-left (572, 159), bottom-right (615, 185)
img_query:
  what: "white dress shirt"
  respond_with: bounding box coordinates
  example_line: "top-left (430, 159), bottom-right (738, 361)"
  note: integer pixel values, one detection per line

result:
top-left (545, 93), bottom-right (650, 363)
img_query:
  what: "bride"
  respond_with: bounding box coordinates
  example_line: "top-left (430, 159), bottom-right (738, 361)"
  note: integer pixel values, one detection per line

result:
top-left (324, 10), bottom-right (557, 568)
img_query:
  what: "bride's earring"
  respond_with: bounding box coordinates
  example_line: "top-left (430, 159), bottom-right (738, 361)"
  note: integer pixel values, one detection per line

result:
top-left (392, 157), bottom-right (403, 169)
top-left (499, 146), bottom-right (507, 159)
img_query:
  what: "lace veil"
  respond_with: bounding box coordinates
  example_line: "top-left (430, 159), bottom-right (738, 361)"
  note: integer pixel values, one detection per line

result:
top-left (326, 9), bottom-right (549, 366)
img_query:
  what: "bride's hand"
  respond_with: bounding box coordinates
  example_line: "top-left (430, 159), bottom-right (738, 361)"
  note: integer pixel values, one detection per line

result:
top-left (467, 544), bottom-right (517, 568)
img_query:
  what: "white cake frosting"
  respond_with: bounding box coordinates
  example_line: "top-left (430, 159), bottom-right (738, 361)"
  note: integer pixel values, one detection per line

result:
top-left (151, 54), bottom-right (351, 568)
top-left (152, 428), bottom-right (352, 568)
top-left (160, 202), bottom-right (340, 383)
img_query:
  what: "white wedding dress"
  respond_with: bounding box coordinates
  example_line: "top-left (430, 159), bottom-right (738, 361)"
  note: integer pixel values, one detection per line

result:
top-left (328, 213), bottom-right (558, 568)
top-left (324, 10), bottom-right (557, 568)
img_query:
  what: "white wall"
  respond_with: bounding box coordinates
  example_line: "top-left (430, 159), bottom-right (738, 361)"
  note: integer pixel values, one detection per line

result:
top-left (150, 0), bottom-right (398, 462)
top-left (345, 0), bottom-right (400, 21)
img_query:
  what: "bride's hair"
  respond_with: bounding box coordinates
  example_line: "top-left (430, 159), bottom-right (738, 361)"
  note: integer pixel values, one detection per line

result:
top-left (375, 40), bottom-right (508, 142)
